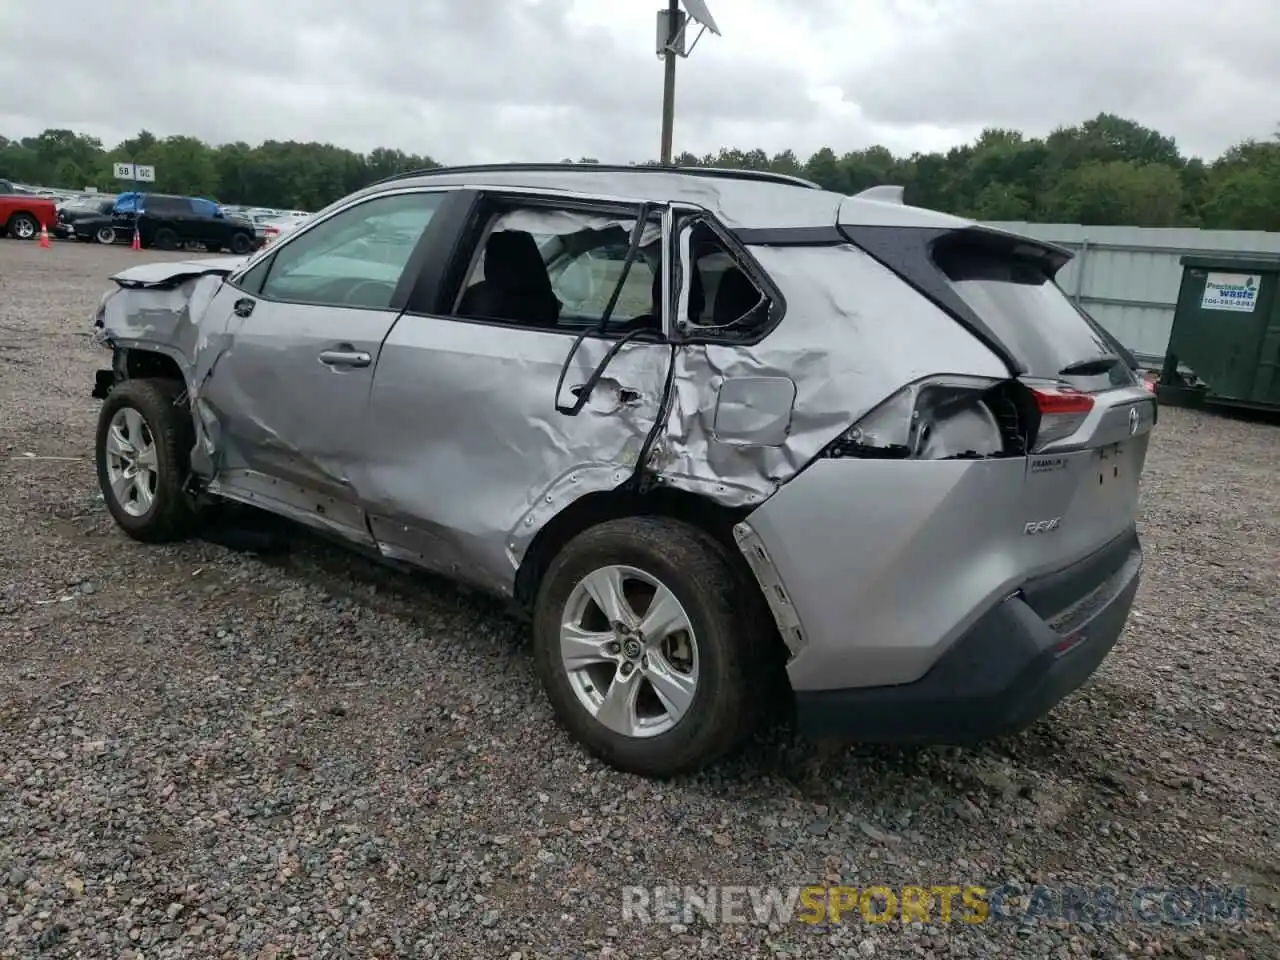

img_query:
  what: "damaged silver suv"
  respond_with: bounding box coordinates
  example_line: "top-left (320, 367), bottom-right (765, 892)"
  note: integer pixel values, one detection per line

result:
top-left (91, 164), bottom-right (1155, 778)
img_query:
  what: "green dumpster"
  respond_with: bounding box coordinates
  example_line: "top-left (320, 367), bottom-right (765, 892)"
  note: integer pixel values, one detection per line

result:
top-left (1157, 254), bottom-right (1280, 413)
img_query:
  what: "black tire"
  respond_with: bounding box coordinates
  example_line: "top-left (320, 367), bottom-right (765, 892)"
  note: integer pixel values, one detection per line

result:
top-left (532, 516), bottom-right (773, 778)
top-left (205, 242), bottom-right (221, 253)
top-left (228, 232), bottom-right (252, 255)
top-left (153, 227), bottom-right (178, 250)
top-left (7, 213), bottom-right (38, 240)
top-left (95, 378), bottom-right (200, 543)
top-left (94, 225), bottom-right (116, 245)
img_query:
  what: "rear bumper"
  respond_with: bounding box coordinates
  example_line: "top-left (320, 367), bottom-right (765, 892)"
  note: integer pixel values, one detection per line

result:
top-left (793, 528), bottom-right (1141, 742)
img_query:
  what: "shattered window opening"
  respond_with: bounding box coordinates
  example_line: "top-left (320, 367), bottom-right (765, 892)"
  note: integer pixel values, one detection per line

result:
top-left (677, 219), bottom-right (769, 331)
top-left (454, 206), bottom-right (664, 333)
top-left (257, 192), bottom-right (445, 311)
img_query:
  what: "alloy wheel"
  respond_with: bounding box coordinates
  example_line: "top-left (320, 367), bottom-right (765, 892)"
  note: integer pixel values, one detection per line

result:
top-left (560, 564), bottom-right (699, 739)
top-left (103, 406), bottom-right (159, 517)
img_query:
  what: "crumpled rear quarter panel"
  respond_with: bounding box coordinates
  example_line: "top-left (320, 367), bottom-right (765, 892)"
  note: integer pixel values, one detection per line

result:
top-left (653, 243), bottom-right (1008, 505)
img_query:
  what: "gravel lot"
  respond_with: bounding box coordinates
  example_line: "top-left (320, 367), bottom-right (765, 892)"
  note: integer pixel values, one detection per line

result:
top-left (1, 239), bottom-right (1277, 959)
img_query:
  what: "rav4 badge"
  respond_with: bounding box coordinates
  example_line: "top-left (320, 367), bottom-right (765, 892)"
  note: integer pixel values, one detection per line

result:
top-left (1024, 517), bottom-right (1062, 535)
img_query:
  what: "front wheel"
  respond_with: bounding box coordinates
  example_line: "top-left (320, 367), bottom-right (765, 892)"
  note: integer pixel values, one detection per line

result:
top-left (95, 378), bottom-right (201, 543)
top-left (7, 213), bottom-right (38, 240)
top-left (532, 517), bottom-right (773, 778)
top-left (94, 225), bottom-right (116, 244)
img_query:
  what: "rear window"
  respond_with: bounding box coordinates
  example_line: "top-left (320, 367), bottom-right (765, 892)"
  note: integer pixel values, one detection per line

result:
top-left (936, 245), bottom-right (1134, 389)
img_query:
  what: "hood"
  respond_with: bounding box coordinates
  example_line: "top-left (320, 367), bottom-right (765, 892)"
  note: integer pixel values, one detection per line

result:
top-left (110, 256), bottom-right (248, 289)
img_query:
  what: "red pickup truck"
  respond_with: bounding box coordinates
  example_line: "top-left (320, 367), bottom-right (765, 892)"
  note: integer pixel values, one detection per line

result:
top-left (0, 190), bottom-right (59, 240)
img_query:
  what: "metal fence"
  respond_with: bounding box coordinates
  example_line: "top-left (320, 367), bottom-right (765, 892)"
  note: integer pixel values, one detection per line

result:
top-left (984, 222), bottom-right (1280, 363)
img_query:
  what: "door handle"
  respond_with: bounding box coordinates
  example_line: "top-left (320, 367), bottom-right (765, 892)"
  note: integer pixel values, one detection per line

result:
top-left (233, 297), bottom-right (255, 318)
top-left (318, 349), bottom-right (372, 368)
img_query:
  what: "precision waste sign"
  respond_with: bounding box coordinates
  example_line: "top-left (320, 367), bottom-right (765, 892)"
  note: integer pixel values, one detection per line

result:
top-left (1201, 272), bottom-right (1260, 312)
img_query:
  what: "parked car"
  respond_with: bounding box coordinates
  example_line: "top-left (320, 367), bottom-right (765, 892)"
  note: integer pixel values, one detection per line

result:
top-left (112, 192), bottom-right (257, 253)
top-left (1, 189), bottom-right (58, 239)
top-left (89, 163), bottom-right (1154, 778)
top-left (54, 195), bottom-right (120, 244)
top-left (259, 212), bottom-right (310, 245)
top-left (0, 178), bottom-right (35, 195)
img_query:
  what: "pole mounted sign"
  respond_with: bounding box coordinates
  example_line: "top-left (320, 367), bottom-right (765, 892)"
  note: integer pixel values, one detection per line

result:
top-left (113, 163), bottom-right (156, 183)
top-left (655, 0), bottom-right (720, 165)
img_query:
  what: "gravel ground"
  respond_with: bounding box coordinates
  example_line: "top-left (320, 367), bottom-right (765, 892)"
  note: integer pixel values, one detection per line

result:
top-left (1, 239), bottom-right (1277, 959)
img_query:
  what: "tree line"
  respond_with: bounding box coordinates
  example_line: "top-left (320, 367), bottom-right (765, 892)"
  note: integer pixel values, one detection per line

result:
top-left (2, 113), bottom-right (1277, 230)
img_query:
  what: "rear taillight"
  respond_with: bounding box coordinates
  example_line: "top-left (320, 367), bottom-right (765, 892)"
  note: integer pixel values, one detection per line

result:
top-left (819, 376), bottom-right (1013, 461)
top-left (1022, 381), bottom-right (1094, 450)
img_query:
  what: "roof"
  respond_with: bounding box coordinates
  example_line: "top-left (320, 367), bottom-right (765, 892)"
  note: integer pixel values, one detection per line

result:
top-left (348, 162), bottom-right (974, 232)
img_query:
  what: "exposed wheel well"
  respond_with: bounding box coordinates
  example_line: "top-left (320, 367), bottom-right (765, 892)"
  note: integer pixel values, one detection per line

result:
top-left (117, 347), bottom-right (186, 386)
top-left (515, 486), bottom-right (793, 701)
top-left (514, 486), bottom-right (754, 608)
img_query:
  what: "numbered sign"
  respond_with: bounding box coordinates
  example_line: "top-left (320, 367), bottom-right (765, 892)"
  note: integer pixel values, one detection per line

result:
top-left (135, 165), bottom-right (156, 183)
top-left (113, 162), bottom-right (136, 180)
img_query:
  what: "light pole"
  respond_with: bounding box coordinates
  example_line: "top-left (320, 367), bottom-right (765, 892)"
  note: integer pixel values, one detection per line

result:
top-left (656, 0), bottom-right (720, 165)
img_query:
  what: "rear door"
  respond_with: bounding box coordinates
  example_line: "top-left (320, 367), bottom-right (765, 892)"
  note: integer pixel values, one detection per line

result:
top-left (196, 188), bottom-right (450, 544)
top-left (189, 198), bottom-right (222, 245)
top-left (358, 191), bottom-right (672, 594)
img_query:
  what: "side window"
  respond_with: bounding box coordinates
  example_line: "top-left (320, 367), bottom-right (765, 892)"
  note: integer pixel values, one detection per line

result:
top-left (258, 192), bottom-right (443, 310)
top-left (677, 219), bottom-right (768, 331)
top-left (453, 205), bottom-right (661, 332)
top-left (549, 241), bottom-right (656, 324)
top-left (148, 196), bottom-right (185, 216)
top-left (236, 257), bottom-right (271, 295)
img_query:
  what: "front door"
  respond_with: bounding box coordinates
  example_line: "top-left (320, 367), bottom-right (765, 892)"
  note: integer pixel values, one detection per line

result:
top-left (195, 189), bottom-right (449, 543)
top-left (359, 194), bottom-right (672, 593)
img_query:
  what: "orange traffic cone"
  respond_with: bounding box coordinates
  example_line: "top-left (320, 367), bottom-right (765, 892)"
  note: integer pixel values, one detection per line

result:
top-left (38, 225), bottom-right (50, 248)
top-left (130, 229), bottom-right (141, 251)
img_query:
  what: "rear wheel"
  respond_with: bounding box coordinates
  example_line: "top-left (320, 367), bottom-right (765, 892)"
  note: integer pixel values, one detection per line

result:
top-left (152, 228), bottom-right (178, 250)
top-left (229, 232), bottom-right (253, 254)
top-left (95, 378), bottom-right (201, 543)
top-left (204, 242), bottom-right (221, 253)
top-left (7, 213), bottom-right (38, 240)
top-left (532, 517), bottom-right (772, 778)
top-left (94, 225), bottom-right (116, 245)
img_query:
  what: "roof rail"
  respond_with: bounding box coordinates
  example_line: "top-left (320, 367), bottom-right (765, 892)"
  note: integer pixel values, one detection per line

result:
top-left (370, 162), bottom-right (823, 190)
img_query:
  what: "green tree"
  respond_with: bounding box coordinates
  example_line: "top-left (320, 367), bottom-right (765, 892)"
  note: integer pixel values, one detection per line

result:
top-left (4, 116), bottom-right (1279, 229)
top-left (1199, 139), bottom-right (1280, 231)
top-left (1041, 161), bottom-right (1184, 226)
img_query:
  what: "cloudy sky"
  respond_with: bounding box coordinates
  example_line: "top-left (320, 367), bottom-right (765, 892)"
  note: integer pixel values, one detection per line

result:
top-left (2, 0), bottom-right (1277, 163)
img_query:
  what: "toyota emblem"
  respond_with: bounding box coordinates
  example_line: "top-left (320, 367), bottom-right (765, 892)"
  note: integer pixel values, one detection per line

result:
top-left (1128, 406), bottom-right (1140, 436)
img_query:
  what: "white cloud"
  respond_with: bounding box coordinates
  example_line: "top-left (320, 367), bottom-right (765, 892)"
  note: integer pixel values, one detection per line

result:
top-left (1, 0), bottom-right (1275, 163)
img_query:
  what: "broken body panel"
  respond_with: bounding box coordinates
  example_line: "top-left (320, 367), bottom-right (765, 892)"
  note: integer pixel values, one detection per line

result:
top-left (94, 174), bottom-right (1151, 736)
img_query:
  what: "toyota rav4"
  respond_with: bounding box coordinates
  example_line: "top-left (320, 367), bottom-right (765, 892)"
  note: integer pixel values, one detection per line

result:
top-left (89, 163), bottom-right (1155, 778)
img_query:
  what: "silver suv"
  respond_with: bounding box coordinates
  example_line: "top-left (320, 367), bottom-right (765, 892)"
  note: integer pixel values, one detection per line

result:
top-left (90, 164), bottom-right (1155, 778)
